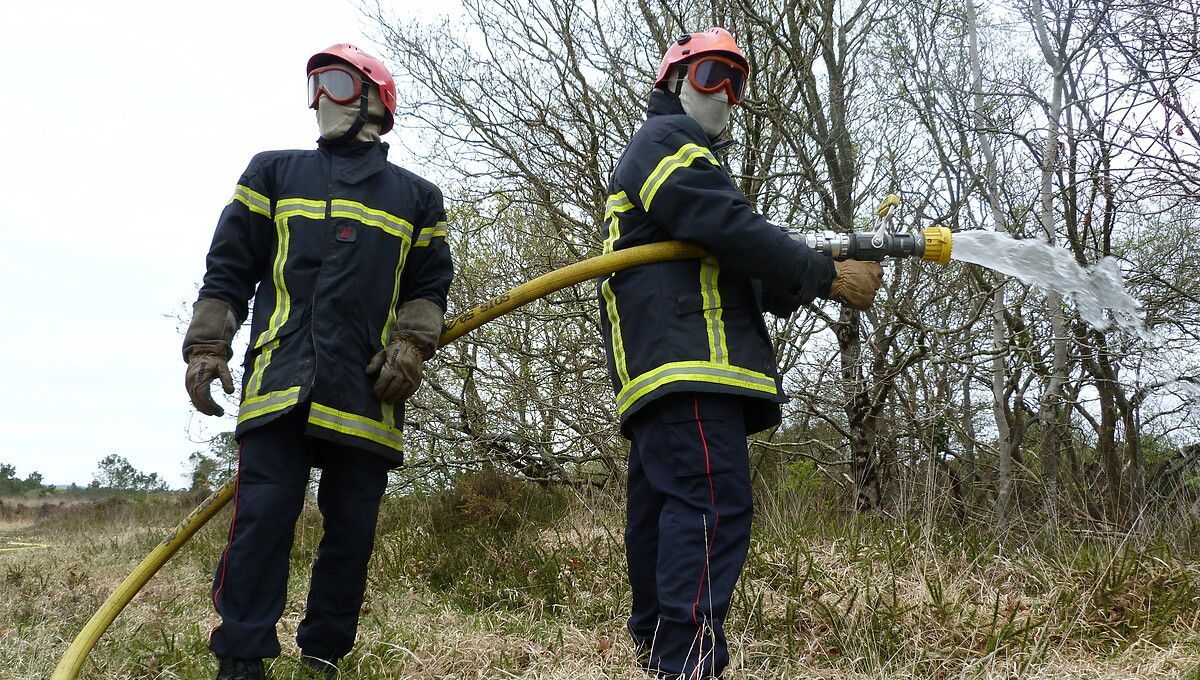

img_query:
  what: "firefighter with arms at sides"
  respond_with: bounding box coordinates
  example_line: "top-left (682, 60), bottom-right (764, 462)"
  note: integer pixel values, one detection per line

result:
top-left (598, 28), bottom-right (883, 678)
top-left (182, 43), bottom-right (452, 680)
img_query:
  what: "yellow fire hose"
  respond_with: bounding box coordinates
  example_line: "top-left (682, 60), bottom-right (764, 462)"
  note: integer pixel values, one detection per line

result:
top-left (54, 223), bottom-right (953, 677)
top-left (51, 240), bottom-right (705, 680)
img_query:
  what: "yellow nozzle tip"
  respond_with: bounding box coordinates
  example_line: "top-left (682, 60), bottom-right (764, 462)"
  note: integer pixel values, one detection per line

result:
top-left (922, 226), bottom-right (952, 265)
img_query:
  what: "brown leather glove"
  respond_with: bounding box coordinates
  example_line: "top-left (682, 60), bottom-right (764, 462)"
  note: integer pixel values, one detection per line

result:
top-left (185, 347), bottom-right (235, 416)
top-left (366, 298), bottom-right (445, 404)
top-left (829, 260), bottom-right (885, 310)
top-left (366, 337), bottom-right (426, 404)
top-left (182, 298), bottom-right (239, 417)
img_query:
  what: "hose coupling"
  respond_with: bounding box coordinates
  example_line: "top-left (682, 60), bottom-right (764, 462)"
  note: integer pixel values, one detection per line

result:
top-left (795, 226), bottom-right (952, 264)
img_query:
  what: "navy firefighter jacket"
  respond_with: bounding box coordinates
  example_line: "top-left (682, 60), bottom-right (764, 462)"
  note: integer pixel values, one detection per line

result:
top-left (197, 140), bottom-right (453, 464)
top-left (598, 90), bottom-right (835, 435)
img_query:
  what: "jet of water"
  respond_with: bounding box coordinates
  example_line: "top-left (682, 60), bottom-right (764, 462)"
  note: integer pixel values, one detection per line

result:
top-left (951, 230), bottom-right (1156, 343)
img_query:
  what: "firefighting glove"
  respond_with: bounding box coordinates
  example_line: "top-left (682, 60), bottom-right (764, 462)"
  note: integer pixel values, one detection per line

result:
top-left (366, 338), bottom-right (424, 404)
top-left (365, 298), bottom-right (445, 404)
top-left (185, 347), bottom-right (235, 417)
top-left (182, 298), bottom-right (239, 417)
top-left (828, 260), bottom-right (885, 310)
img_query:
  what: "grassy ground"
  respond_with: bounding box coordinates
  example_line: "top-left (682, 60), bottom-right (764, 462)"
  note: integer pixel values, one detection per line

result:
top-left (3, 475), bottom-right (1200, 679)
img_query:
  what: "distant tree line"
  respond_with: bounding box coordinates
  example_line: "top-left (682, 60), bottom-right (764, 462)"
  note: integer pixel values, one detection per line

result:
top-left (89, 453), bottom-right (170, 493)
top-left (2, 432), bottom-right (239, 499)
top-left (0, 463), bottom-right (50, 496)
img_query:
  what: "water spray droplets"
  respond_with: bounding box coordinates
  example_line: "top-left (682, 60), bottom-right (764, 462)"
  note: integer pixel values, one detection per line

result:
top-left (950, 231), bottom-right (1157, 343)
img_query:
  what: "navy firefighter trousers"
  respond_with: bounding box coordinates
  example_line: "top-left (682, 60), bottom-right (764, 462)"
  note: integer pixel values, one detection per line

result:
top-left (209, 404), bottom-right (391, 661)
top-left (625, 392), bottom-right (753, 679)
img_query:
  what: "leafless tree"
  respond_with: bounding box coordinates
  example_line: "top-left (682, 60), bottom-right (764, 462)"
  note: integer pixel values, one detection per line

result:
top-left (361, 0), bottom-right (1200, 525)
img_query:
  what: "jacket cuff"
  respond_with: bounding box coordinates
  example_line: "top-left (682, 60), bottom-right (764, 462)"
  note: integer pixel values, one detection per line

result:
top-left (816, 257), bottom-right (835, 300)
top-left (182, 298), bottom-right (238, 361)
top-left (789, 251), bottom-right (836, 304)
top-left (392, 298), bottom-right (445, 359)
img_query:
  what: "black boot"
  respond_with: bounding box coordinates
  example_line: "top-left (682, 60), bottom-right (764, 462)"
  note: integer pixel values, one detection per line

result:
top-left (300, 654), bottom-right (339, 678)
top-left (215, 658), bottom-right (265, 680)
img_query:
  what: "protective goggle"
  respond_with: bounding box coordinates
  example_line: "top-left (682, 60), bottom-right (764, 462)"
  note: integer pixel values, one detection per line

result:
top-left (307, 65), bottom-right (364, 108)
top-left (686, 55), bottom-right (748, 105)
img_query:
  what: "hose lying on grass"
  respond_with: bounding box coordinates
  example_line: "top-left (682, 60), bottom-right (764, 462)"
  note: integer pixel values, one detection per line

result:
top-left (52, 240), bottom-right (706, 680)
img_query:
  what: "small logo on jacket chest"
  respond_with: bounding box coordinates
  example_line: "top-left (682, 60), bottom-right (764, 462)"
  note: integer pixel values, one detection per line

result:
top-left (336, 224), bottom-right (357, 242)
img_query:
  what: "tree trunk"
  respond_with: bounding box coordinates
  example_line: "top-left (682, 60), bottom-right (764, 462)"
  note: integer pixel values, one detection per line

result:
top-left (1031, 0), bottom-right (1069, 526)
top-left (837, 307), bottom-right (878, 511)
top-left (966, 0), bottom-right (1018, 526)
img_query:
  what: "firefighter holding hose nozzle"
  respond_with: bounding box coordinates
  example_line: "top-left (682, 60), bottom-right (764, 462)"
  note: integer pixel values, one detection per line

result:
top-left (596, 28), bottom-right (884, 678)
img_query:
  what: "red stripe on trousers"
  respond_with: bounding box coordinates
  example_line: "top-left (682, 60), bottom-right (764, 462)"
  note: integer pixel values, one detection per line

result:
top-left (690, 395), bottom-right (721, 669)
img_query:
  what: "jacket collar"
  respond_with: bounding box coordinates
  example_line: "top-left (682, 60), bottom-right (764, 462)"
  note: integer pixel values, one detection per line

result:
top-left (645, 89), bottom-right (735, 152)
top-left (319, 140), bottom-right (389, 185)
top-left (647, 88), bottom-right (687, 118)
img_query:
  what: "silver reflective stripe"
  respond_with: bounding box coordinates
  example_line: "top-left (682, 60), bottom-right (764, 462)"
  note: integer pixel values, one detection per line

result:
top-left (639, 144), bottom-right (719, 210)
top-left (309, 403), bottom-right (404, 452)
top-left (615, 362), bottom-right (778, 415)
top-left (601, 277), bottom-right (629, 384)
top-left (330, 200), bottom-right (414, 240)
top-left (602, 192), bottom-right (633, 255)
top-left (276, 199), bottom-right (326, 219)
top-left (237, 386), bottom-right (301, 424)
top-left (232, 185), bottom-right (271, 217)
top-left (605, 192), bottom-right (633, 216)
top-left (415, 224), bottom-right (447, 246)
top-left (700, 257), bottom-right (727, 363)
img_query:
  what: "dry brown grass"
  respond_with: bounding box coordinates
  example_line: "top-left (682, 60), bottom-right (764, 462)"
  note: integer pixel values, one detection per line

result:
top-left (2, 486), bottom-right (1199, 679)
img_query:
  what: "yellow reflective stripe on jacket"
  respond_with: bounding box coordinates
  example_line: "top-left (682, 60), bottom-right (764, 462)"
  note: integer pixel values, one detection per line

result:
top-left (615, 360), bottom-right (778, 415)
top-left (601, 191), bottom-right (634, 384)
top-left (245, 199), bottom-right (328, 387)
top-left (231, 184), bottom-right (271, 217)
top-left (700, 256), bottom-right (728, 364)
top-left (309, 403), bottom-right (404, 452)
top-left (381, 240), bottom-right (415, 346)
top-left (602, 192), bottom-right (633, 255)
top-left (605, 192), bottom-right (634, 216)
top-left (243, 338), bottom-right (280, 400)
top-left (251, 199), bottom-right (327, 351)
top-left (381, 401), bottom-right (397, 432)
top-left (639, 143), bottom-right (720, 210)
top-left (601, 278), bottom-right (630, 385)
top-left (254, 217), bottom-right (294, 349)
top-left (276, 197), bottom-right (326, 218)
top-left (379, 233), bottom-right (416, 430)
top-left (414, 221), bottom-right (448, 247)
top-left (237, 385), bottom-right (301, 425)
top-left (331, 199), bottom-right (413, 241)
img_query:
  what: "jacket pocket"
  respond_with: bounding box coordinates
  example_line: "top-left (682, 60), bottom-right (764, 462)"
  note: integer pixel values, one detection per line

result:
top-left (675, 294), bottom-right (738, 315)
top-left (656, 394), bottom-right (745, 477)
top-left (249, 317), bottom-right (303, 353)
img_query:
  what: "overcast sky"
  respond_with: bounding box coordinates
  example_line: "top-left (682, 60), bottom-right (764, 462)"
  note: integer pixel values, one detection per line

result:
top-left (0, 0), bottom-right (457, 486)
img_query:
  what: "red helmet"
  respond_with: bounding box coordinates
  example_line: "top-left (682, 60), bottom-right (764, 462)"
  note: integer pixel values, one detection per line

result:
top-left (307, 44), bottom-right (397, 134)
top-left (654, 27), bottom-right (749, 90)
